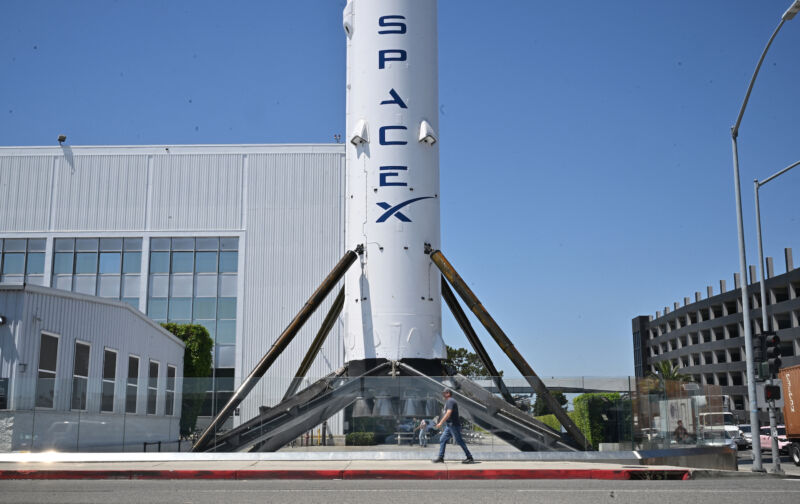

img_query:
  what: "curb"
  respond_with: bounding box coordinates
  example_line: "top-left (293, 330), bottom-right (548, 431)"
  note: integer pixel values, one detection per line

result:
top-left (0, 468), bottom-right (693, 481)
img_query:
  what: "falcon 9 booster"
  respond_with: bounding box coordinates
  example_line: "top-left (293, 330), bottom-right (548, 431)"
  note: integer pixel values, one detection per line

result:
top-left (342, 0), bottom-right (445, 369)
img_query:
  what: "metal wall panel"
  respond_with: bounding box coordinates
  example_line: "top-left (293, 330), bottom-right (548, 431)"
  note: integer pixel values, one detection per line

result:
top-left (0, 290), bottom-right (24, 380)
top-left (239, 152), bottom-right (345, 427)
top-left (150, 154), bottom-right (242, 231)
top-left (52, 154), bottom-right (147, 231)
top-left (1, 287), bottom-right (183, 415)
top-left (0, 156), bottom-right (52, 231)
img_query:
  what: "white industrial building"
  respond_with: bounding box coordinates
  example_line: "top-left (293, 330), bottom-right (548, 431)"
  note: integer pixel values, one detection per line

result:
top-left (0, 144), bottom-right (345, 431)
top-left (0, 284), bottom-right (185, 451)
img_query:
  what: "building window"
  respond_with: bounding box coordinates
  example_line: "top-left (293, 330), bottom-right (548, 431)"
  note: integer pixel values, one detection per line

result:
top-left (0, 238), bottom-right (46, 285)
top-left (52, 237), bottom-right (142, 308)
top-left (126, 356), bottom-right (139, 414)
top-left (165, 365), bottom-right (176, 416)
top-left (101, 349), bottom-right (117, 413)
top-left (35, 333), bottom-right (59, 408)
top-left (146, 236), bottom-right (238, 374)
top-left (71, 341), bottom-right (90, 411)
top-left (147, 360), bottom-right (159, 415)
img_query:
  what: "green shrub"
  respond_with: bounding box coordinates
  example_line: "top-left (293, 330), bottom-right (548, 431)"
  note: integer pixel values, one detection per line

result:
top-left (345, 432), bottom-right (377, 446)
top-left (534, 414), bottom-right (561, 432)
top-left (571, 392), bottom-right (621, 447)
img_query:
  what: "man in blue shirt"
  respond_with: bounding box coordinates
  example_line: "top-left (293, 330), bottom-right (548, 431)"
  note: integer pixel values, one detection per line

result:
top-left (432, 388), bottom-right (475, 463)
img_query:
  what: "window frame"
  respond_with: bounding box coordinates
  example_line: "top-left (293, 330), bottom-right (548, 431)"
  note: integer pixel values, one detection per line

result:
top-left (147, 359), bottom-right (160, 415)
top-left (126, 354), bottom-right (140, 414)
top-left (70, 340), bottom-right (91, 412)
top-left (35, 331), bottom-right (60, 410)
top-left (165, 365), bottom-right (176, 416)
top-left (101, 347), bottom-right (118, 414)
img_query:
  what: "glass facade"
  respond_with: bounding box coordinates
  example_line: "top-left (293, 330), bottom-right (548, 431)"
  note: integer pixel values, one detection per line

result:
top-left (147, 237), bottom-right (238, 370)
top-left (52, 237), bottom-right (142, 308)
top-left (0, 238), bottom-right (45, 285)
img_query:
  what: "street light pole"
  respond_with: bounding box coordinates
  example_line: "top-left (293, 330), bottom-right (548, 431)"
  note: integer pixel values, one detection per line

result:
top-left (754, 159), bottom-right (800, 474)
top-left (729, 0), bottom-right (800, 472)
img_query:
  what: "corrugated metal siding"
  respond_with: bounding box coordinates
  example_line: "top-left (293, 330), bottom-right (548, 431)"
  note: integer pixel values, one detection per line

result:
top-left (150, 154), bottom-right (242, 231)
top-left (6, 289), bottom-right (183, 414)
top-left (240, 152), bottom-right (345, 426)
top-left (0, 291), bottom-right (24, 382)
top-left (52, 155), bottom-right (147, 231)
top-left (0, 156), bottom-right (52, 231)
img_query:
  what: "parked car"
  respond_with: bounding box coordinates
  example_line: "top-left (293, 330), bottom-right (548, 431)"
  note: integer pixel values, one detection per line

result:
top-left (699, 430), bottom-right (738, 450)
top-left (759, 425), bottom-right (791, 454)
top-left (738, 424), bottom-right (752, 449)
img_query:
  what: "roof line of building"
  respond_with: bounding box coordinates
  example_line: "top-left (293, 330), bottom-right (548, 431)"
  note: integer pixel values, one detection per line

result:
top-left (0, 143), bottom-right (345, 155)
top-left (0, 284), bottom-right (185, 349)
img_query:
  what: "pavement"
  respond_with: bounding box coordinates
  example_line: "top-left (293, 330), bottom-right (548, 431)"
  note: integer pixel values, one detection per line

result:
top-left (0, 457), bottom-right (717, 481)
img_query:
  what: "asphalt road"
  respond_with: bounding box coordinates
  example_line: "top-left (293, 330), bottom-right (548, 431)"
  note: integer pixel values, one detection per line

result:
top-left (2, 479), bottom-right (800, 504)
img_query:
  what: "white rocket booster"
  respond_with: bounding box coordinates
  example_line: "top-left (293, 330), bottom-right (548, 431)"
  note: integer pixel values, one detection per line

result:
top-left (342, 0), bottom-right (445, 363)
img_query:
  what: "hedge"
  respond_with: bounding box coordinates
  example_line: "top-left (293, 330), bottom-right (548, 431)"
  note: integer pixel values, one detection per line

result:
top-left (345, 432), bottom-right (377, 446)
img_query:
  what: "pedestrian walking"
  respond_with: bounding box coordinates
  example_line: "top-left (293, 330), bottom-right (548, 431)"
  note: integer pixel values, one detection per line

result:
top-left (432, 389), bottom-right (474, 463)
top-left (418, 418), bottom-right (428, 447)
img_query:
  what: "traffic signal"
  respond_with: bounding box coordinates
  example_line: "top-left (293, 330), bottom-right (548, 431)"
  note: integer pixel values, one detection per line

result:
top-left (752, 334), bottom-right (765, 362)
top-left (764, 332), bottom-right (782, 376)
top-left (764, 384), bottom-right (781, 401)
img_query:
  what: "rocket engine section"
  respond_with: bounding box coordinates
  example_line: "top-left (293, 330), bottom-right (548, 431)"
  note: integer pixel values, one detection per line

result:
top-left (342, 0), bottom-right (444, 365)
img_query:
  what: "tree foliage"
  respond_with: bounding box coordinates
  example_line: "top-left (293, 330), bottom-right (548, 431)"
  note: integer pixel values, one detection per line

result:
top-left (443, 345), bottom-right (501, 377)
top-left (532, 391), bottom-right (568, 416)
top-left (161, 323), bottom-right (213, 437)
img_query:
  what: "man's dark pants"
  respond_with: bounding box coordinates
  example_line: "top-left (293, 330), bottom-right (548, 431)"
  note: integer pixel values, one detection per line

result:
top-left (438, 422), bottom-right (472, 459)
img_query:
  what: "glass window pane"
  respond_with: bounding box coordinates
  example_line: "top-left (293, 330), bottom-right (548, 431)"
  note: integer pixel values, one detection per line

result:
top-left (99, 238), bottom-right (123, 251)
top-left (25, 253), bottom-right (45, 274)
top-left (169, 298), bottom-right (192, 320)
top-left (28, 239), bottom-right (46, 252)
top-left (99, 252), bottom-right (121, 274)
top-left (172, 237), bottom-right (195, 251)
top-left (126, 385), bottom-right (137, 413)
top-left (73, 343), bottom-right (90, 376)
top-left (215, 345), bottom-right (235, 367)
top-left (193, 298), bottom-right (216, 319)
top-left (1, 253), bottom-right (24, 274)
top-left (36, 374), bottom-right (55, 408)
top-left (149, 274), bottom-right (169, 297)
top-left (98, 275), bottom-right (121, 298)
top-left (195, 275), bottom-right (217, 297)
top-left (122, 298), bottom-right (139, 309)
top-left (55, 238), bottom-right (74, 252)
top-left (171, 275), bottom-right (193, 297)
top-left (219, 274), bottom-right (237, 297)
top-left (103, 350), bottom-right (117, 380)
top-left (75, 252), bottom-right (98, 274)
top-left (122, 252), bottom-right (141, 273)
top-left (195, 252), bottom-right (217, 273)
top-left (25, 275), bottom-right (44, 286)
top-left (53, 252), bottom-right (73, 274)
top-left (73, 275), bottom-right (96, 295)
top-left (196, 237), bottom-right (218, 251)
top-left (122, 275), bottom-right (140, 297)
top-left (219, 251), bottom-right (238, 272)
top-left (101, 381), bottom-right (115, 412)
top-left (53, 275), bottom-right (73, 291)
top-left (220, 237), bottom-right (238, 251)
top-left (128, 357), bottom-right (140, 381)
top-left (72, 377), bottom-right (88, 410)
top-left (171, 252), bottom-right (193, 273)
top-left (216, 320), bottom-right (236, 345)
top-left (149, 252), bottom-right (170, 273)
top-left (150, 238), bottom-right (170, 251)
top-left (124, 238), bottom-right (142, 251)
top-left (39, 334), bottom-right (59, 372)
top-left (3, 239), bottom-right (26, 252)
top-left (148, 298), bottom-right (168, 319)
top-left (76, 238), bottom-right (99, 252)
top-left (217, 298), bottom-right (237, 319)
top-left (0, 275), bottom-right (24, 285)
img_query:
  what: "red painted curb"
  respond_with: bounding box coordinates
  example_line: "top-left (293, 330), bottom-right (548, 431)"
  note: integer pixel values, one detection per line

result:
top-left (0, 468), bottom-right (694, 481)
top-left (343, 470), bottom-right (447, 480)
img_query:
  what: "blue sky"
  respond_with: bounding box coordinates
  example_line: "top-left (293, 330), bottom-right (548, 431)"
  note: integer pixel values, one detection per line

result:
top-left (2, 1), bottom-right (798, 377)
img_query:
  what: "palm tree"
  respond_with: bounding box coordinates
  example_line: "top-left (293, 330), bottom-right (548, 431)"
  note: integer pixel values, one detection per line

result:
top-left (649, 360), bottom-right (693, 383)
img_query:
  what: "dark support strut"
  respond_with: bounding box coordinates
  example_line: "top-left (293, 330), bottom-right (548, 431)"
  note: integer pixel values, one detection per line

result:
top-left (428, 247), bottom-right (592, 450)
top-left (193, 249), bottom-right (359, 452)
top-left (441, 278), bottom-right (517, 407)
top-left (282, 287), bottom-right (345, 401)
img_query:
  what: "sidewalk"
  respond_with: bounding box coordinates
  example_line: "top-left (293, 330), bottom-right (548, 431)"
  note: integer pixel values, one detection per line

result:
top-left (0, 458), bottom-right (700, 480)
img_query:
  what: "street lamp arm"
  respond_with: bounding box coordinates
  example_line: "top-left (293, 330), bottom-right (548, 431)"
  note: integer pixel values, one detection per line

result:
top-left (758, 159), bottom-right (800, 187)
top-left (731, 19), bottom-right (786, 139)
